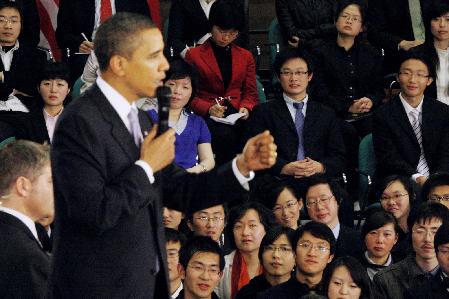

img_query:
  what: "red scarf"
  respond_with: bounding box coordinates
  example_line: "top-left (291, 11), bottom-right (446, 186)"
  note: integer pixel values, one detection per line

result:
top-left (230, 251), bottom-right (263, 299)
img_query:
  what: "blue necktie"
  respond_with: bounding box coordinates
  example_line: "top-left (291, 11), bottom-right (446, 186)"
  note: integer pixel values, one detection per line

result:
top-left (293, 102), bottom-right (305, 160)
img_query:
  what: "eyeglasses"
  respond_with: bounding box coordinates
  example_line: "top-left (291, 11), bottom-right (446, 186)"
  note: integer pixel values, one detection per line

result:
top-left (264, 245), bottom-right (293, 254)
top-left (167, 249), bottom-right (179, 259)
top-left (306, 195), bottom-right (334, 208)
top-left (297, 241), bottom-right (330, 253)
top-left (216, 29), bottom-right (238, 38)
top-left (339, 13), bottom-right (362, 23)
top-left (428, 194), bottom-right (449, 202)
top-left (438, 246), bottom-right (449, 255)
top-left (398, 71), bottom-right (430, 79)
top-left (431, 15), bottom-right (449, 24)
top-left (0, 17), bottom-right (20, 26)
top-left (188, 262), bottom-right (221, 277)
top-left (273, 200), bottom-right (298, 214)
top-left (194, 216), bottom-right (225, 224)
top-left (380, 193), bottom-right (408, 202)
top-left (412, 228), bottom-right (439, 238)
top-left (280, 70), bottom-right (309, 77)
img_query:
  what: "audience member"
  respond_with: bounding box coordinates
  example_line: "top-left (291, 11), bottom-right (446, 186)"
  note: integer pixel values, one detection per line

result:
top-left (305, 175), bottom-right (362, 258)
top-left (178, 235), bottom-right (225, 299)
top-left (360, 209), bottom-right (400, 279)
top-left (236, 226), bottom-right (296, 299)
top-left (257, 221), bottom-right (336, 298)
top-left (163, 201), bottom-right (186, 231)
top-left (413, 3), bottom-right (449, 104)
top-left (166, 228), bottom-right (186, 298)
top-left (247, 48), bottom-right (345, 178)
top-left (0, 0), bottom-right (46, 100)
top-left (373, 53), bottom-right (449, 185)
top-left (275, 0), bottom-right (337, 48)
top-left (0, 140), bottom-right (53, 297)
top-left (185, 0), bottom-right (258, 165)
top-left (372, 201), bottom-right (449, 299)
top-left (216, 202), bottom-right (276, 299)
top-left (422, 172), bottom-right (449, 209)
top-left (377, 175), bottom-right (415, 260)
top-left (147, 60), bottom-right (215, 173)
top-left (323, 256), bottom-right (373, 299)
top-left (367, 0), bottom-right (432, 74)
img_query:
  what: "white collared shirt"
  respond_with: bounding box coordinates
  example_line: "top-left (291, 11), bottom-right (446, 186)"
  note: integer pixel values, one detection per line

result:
top-left (331, 222), bottom-right (340, 240)
top-left (0, 40), bottom-right (19, 72)
top-left (283, 93), bottom-right (308, 123)
top-left (43, 107), bottom-right (63, 143)
top-left (436, 48), bottom-right (449, 105)
top-left (199, 0), bottom-right (216, 18)
top-left (171, 281), bottom-right (183, 299)
top-left (0, 206), bottom-right (39, 242)
top-left (92, 0), bottom-right (116, 40)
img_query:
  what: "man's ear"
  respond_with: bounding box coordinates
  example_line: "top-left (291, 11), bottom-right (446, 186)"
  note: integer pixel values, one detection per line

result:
top-left (178, 264), bottom-right (186, 280)
top-left (327, 254), bottom-right (334, 264)
top-left (108, 55), bottom-right (127, 77)
top-left (16, 176), bottom-right (32, 198)
top-left (187, 220), bottom-right (193, 232)
top-left (426, 77), bottom-right (434, 86)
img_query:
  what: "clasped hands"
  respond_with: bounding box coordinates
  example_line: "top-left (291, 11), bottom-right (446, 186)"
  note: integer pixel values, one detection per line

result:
top-left (281, 157), bottom-right (324, 178)
top-left (140, 126), bottom-right (277, 175)
top-left (348, 97), bottom-right (373, 114)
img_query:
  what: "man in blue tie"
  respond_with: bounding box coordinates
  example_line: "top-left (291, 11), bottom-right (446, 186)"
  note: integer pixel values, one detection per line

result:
top-left (247, 48), bottom-right (345, 179)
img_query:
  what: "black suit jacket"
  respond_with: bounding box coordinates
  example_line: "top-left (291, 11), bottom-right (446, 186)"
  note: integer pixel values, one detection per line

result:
top-left (48, 84), bottom-right (246, 298)
top-left (335, 225), bottom-right (362, 259)
top-left (0, 212), bottom-right (50, 298)
top-left (373, 95), bottom-right (449, 178)
top-left (246, 96), bottom-right (345, 176)
top-left (56, 0), bottom-right (151, 51)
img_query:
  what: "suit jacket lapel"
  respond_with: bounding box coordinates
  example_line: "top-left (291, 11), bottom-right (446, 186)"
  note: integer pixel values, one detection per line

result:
top-left (200, 42), bottom-right (223, 84)
top-left (392, 97), bottom-right (420, 147)
top-left (186, 0), bottom-right (209, 23)
top-left (273, 97), bottom-right (297, 135)
top-left (92, 85), bottom-right (140, 161)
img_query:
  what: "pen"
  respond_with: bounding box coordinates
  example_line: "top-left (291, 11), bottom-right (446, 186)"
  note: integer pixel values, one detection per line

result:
top-left (215, 99), bottom-right (221, 106)
top-left (81, 33), bottom-right (90, 42)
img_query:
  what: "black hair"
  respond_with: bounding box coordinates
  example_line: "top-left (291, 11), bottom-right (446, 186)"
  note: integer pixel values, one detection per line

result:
top-left (398, 52), bottom-right (436, 80)
top-left (258, 225), bottom-right (296, 262)
top-left (304, 175), bottom-right (346, 206)
top-left (421, 172), bottom-right (449, 201)
top-left (428, 2), bottom-right (449, 21)
top-left (376, 175), bottom-right (416, 203)
top-left (187, 202), bottom-right (228, 222)
top-left (0, 0), bottom-right (23, 24)
top-left (295, 221), bottom-right (337, 255)
top-left (209, 0), bottom-right (244, 31)
top-left (323, 256), bottom-right (373, 299)
top-left (94, 12), bottom-right (156, 71)
top-left (226, 201), bottom-right (277, 250)
top-left (407, 201), bottom-right (449, 232)
top-left (38, 61), bottom-right (72, 88)
top-left (336, 0), bottom-right (366, 25)
top-left (255, 176), bottom-right (305, 210)
top-left (361, 208), bottom-right (400, 240)
top-left (179, 235), bottom-right (225, 271)
top-left (165, 59), bottom-right (198, 102)
top-left (165, 227), bottom-right (186, 246)
top-left (434, 222), bottom-right (449, 252)
top-left (273, 48), bottom-right (314, 77)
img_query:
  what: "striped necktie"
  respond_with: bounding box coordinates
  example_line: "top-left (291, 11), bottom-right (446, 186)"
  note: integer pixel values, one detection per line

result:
top-left (410, 110), bottom-right (429, 177)
top-left (293, 102), bottom-right (305, 160)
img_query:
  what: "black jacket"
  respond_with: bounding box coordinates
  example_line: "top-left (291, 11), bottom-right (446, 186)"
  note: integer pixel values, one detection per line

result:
top-left (236, 274), bottom-right (276, 299)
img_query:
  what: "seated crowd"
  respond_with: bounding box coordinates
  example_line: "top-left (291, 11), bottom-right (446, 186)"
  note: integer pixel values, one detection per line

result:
top-left (2, 0), bottom-right (449, 298)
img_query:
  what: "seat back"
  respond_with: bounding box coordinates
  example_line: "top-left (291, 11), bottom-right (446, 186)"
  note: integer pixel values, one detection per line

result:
top-left (358, 134), bottom-right (376, 211)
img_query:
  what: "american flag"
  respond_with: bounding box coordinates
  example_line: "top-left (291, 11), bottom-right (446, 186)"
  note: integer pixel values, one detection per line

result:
top-left (36, 0), bottom-right (161, 62)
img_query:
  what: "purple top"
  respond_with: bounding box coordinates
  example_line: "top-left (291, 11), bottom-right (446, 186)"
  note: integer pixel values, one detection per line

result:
top-left (147, 109), bottom-right (211, 169)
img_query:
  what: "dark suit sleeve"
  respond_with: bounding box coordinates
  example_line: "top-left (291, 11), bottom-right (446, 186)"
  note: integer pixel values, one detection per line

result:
top-left (364, 49), bottom-right (385, 109)
top-left (319, 111), bottom-right (346, 176)
top-left (19, 0), bottom-right (40, 47)
top-left (56, 0), bottom-right (84, 50)
top-left (167, 0), bottom-right (190, 58)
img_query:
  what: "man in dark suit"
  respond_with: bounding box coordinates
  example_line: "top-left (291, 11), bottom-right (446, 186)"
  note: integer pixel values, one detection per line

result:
top-left (49, 13), bottom-right (277, 298)
top-left (304, 175), bottom-right (362, 258)
top-left (247, 48), bottom-right (345, 179)
top-left (367, 0), bottom-right (433, 74)
top-left (0, 140), bottom-right (53, 298)
top-left (373, 53), bottom-right (449, 186)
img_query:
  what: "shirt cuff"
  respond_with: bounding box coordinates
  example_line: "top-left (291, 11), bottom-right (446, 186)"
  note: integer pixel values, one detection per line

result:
top-left (231, 157), bottom-right (255, 191)
top-left (412, 173), bottom-right (425, 182)
top-left (135, 160), bottom-right (155, 184)
top-left (180, 47), bottom-right (189, 59)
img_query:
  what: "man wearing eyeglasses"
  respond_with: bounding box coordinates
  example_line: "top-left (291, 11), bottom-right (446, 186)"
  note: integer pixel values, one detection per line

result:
top-left (373, 53), bottom-right (449, 186)
top-left (422, 172), bottom-right (449, 209)
top-left (373, 202), bottom-right (449, 299)
top-left (177, 236), bottom-right (224, 299)
top-left (257, 221), bottom-right (335, 299)
top-left (304, 175), bottom-right (362, 259)
top-left (166, 228), bottom-right (186, 299)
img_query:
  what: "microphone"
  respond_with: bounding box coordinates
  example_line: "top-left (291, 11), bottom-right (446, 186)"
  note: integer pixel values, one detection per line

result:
top-left (156, 86), bottom-right (172, 135)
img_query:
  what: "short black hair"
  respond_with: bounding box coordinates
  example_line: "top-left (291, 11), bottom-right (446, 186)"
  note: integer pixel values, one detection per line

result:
top-left (38, 61), bottom-right (72, 87)
top-left (258, 225), bottom-right (296, 262)
top-left (398, 52), bottom-right (436, 80)
top-left (255, 176), bottom-right (305, 210)
top-left (165, 227), bottom-right (186, 246)
top-left (323, 256), bottom-right (372, 299)
top-left (421, 172), bottom-right (449, 201)
top-left (165, 59), bottom-right (199, 102)
top-left (179, 235), bottom-right (225, 271)
top-left (226, 201), bottom-right (277, 249)
top-left (407, 201), bottom-right (449, 231)
top-left (428, 2), bottom-right (449, 21)
top-left (434, 222), bottom-right (449, 252)
top-left (295, 221), bottom-right (337, 255)
top-left (209, 0), bottom-right (244, 31)
top-left (273, 48), bottom-right (314, 78)
top-left (376, 175), bottom-right (416, 203)
top-left (0, 0), bottom-right (23, 23)
top-left (94, 12), bottom-right (157, 71)
top-left (336, 0), bottom-right (366, 25)
top-left (361, 208), bottom-right (400, 240)
top-left (305, 175), bottom-right (346, 206)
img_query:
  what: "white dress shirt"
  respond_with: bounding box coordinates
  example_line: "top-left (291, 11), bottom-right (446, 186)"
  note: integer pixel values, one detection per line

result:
top-left (0, 41), bottom-right (19, 72)
top-left (283, 93), bottom-right (309, 122)
top-left (436, 47), bottom-right (449, 105)
top-left (0, 206), bottom-right (40, 243)
top-left (43, 107), bottom-right (63, 142)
